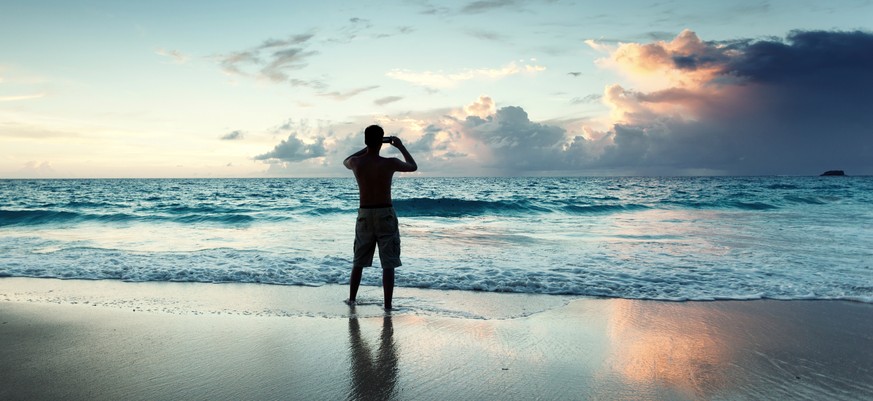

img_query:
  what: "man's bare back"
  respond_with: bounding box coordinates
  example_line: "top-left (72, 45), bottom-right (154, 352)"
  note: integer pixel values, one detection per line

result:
top-left (344, 137), bottom-right (417, 207)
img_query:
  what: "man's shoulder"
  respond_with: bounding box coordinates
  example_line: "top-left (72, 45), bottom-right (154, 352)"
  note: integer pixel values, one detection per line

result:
top-left (354, 155), bottom-right (394, 168)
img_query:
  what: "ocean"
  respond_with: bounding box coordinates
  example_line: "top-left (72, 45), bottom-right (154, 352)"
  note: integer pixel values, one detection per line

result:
top-left (1, 177), bottom-right (871, 303)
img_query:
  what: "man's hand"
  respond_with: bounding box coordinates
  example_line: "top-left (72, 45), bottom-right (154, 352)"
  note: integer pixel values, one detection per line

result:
top-left (389, 137), bottom-right (404, 148)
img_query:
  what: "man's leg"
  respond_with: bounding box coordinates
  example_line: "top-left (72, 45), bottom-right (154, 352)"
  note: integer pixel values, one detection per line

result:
top-left (349, 265), bottom-right (364, 304)
top-left (382, 268), bottom-right (395, 310)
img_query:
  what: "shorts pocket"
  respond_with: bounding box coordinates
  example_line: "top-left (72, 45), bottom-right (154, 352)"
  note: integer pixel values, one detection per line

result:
top-left (392, 236), bottom-right (401, 256)
top-left (383, 214), bottom-right (396, 230)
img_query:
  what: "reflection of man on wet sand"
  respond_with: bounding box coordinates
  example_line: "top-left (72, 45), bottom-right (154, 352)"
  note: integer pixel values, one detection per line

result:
top-left (344, 125), bottom-right (417, 310)
top-left (348, 312), bottom-right (398, 400)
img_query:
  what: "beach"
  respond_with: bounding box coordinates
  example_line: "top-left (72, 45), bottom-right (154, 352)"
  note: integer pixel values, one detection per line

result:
top-left (2, 278), bottom-right (872, 400)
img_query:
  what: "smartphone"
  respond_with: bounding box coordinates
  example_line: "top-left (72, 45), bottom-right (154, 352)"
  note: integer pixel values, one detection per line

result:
top-left (382, 136), bottom-right (393, 143)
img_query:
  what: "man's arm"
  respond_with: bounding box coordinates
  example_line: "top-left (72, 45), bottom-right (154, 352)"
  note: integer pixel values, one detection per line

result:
top-left (389, 138), bottom-right (418, 172)
top-left (343, 148), bottom-right (367, 170)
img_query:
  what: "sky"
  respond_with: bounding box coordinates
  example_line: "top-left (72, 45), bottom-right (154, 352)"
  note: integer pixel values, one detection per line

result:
top-left (2, 0), bottom-right (872, 178)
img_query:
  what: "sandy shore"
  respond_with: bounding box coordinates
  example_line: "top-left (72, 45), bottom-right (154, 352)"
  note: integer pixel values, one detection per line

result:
top-left (1, 278), bottom-right (872, 400)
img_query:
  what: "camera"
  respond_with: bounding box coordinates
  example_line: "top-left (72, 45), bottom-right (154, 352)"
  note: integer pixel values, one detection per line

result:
top-left (382, 136), bottom-right (393, 143)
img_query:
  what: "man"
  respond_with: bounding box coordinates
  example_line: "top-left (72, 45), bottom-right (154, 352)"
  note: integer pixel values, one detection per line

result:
top-left (343, 125), bottom-right (417, 310)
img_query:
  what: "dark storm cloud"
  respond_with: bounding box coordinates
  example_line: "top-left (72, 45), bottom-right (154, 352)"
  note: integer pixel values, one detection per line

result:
top-left (457, 30), bottom-right (873, 175)
top-left (696, 30), bottom-right (873, 174)
top-left (725, 30), bottom-right (873, 85)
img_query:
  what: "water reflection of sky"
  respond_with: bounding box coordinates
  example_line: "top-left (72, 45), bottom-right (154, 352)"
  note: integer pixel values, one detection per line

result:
top-left (362, 299), bottom-right (859, 399)
top-left (601, 300), bottom-right (735, 399)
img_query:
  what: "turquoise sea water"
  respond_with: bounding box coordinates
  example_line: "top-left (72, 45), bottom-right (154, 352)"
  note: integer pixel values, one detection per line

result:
top-left (1, 177), bottom-right (871, 302)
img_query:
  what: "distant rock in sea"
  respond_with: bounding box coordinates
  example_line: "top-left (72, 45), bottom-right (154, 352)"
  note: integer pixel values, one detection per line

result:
top-left (820, 170), bottom-right (846, 176)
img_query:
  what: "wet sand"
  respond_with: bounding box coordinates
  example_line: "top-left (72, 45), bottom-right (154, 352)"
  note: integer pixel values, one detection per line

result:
top-left (1, 278), bottom-right (872, 400)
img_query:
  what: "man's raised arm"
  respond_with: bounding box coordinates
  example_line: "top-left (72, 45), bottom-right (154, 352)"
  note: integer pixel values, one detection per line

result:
top-left (390, 138), bottom-right (417, 172)
top-left (343, 148), bottom-right (367, 169)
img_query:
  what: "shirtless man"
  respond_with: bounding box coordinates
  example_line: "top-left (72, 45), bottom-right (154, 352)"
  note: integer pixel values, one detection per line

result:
top-left (343, 125), bottom-right (417, 310)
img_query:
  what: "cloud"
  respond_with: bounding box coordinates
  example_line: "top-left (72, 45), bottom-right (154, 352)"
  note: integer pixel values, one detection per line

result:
top-left (219, 50), bottom-right (260, 76)
top-left (257, 33), bottom-right (315, 49)
top-left (404, 124), bottom-right (454, 154)
top-left (644, 31), bottom-right (679, 41)
top-left (576, 29), bottom-right (873, 175)
top-left (386, 61), bottom-right (546, 89)
top-left (374, 96), bottom-right (403, 106)
top-left (462, 106), bottom-right (568, 172)
top-left (260, 48), bottom-right (319, 82)
top-left (588, 29), bottom-right (732, 91)
top-left (391, 30), bottom-right (873, 175)
top-left (570, 94), bottom-right (601, 104)
top-left (270, 118), bottom-right (337, 138)
top-left (375, 26), bottom-right (416, 39)
top-left (155, 48), bottom-right (188, 63)
top-left (318, 85), bottom-right (380, 101)
top-left (289, 78), bottom-right (328, 91)
top-left (254, 134), bottom-right (327, 163)
top-left (466, 29), bottom-right (510, 42)
top-left (220, 130), bottom-right (244, 140)
top-left (463, 95), bottom-right (495, 118)
top-left (414, 2), bottom-right (451, 15)
top-left (217, 33), bottom-right (318, 83)
top-left (254, 30), bottom-right (873, 176)
top-left (328, 17), bottom-right (373, 44)
top-left (12, 161), bottom-right (58, 178)
top-left (460, 0), bottom-right (522, 14)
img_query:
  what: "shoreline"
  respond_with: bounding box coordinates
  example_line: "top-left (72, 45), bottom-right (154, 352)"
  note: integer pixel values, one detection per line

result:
top-left (2, 277), bottom-right (872, 400)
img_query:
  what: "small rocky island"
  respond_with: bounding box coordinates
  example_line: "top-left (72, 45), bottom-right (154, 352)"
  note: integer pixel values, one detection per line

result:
top-left (820, 170), bottom-right (846, 176)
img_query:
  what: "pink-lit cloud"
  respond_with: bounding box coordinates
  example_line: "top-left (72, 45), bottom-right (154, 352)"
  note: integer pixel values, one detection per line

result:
top-left (580, 29), bottom-right (873, 174)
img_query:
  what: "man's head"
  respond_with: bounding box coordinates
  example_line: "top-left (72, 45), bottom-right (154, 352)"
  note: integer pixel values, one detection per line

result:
top-left (364, 125), bottom-right (384, 148)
